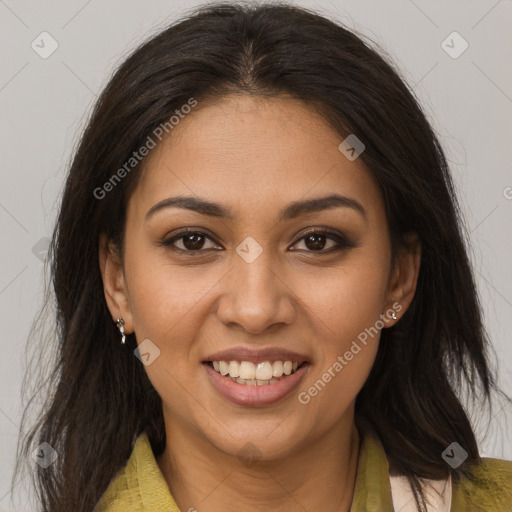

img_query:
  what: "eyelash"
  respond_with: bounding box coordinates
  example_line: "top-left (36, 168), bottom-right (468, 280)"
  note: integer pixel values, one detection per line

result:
top-left (158, 227), bottom-right (355, 255)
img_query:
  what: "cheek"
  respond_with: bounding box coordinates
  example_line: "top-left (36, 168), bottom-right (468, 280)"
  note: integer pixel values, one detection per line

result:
top-left (306, 251), bottom-right (390, 342)
top-left (122, 243), bottom-right (216, 416)
top-left (296, 250), bottom-right (388, 413)
top-left (122, 240), bottom-right (199, 341)
top-left (298, 294), bottom-right (383, 423)
top-left (122, 238), bottom-right (229, 375)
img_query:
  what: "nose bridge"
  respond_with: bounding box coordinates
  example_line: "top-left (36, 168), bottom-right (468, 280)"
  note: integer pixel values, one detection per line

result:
top-left (238, 244), bottom-right (275, 293)
top-left (217, 237), bottom-right (295, 332)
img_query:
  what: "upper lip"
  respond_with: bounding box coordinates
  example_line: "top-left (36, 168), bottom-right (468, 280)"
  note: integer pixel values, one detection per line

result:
top-left (203, 346), bottom-right (310, 364)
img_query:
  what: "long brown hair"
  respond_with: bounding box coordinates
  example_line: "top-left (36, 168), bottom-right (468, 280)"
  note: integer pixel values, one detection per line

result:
top-left (13, 2), bottom-right (510, 511)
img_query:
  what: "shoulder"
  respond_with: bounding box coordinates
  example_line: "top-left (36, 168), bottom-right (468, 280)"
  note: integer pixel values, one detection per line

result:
top-left (451, 457), bottom-right (512, 511)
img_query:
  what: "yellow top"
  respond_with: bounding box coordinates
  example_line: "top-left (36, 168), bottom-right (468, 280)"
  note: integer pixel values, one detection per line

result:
top-left (95, 420), bottom-right (512, 511)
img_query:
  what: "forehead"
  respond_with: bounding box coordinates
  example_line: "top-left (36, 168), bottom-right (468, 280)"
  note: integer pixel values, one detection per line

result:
top-left (129, 94), bottom-right (384, 223)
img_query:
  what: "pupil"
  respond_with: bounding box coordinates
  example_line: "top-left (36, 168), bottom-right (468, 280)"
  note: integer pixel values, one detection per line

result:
top-left (184, 233), bottom-right (204, 250)
top-left (306, 234), bottom-right (325, 251)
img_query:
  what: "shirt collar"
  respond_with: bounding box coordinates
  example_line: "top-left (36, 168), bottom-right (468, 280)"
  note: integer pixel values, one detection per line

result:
top-left (98, 417), bottom-right (395, 511)
top-left (350, 416), bottom-right (395, 511)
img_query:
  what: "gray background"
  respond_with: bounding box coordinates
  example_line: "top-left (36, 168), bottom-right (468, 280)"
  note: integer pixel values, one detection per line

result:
top-left (1, 0), bottom-right (511, 510)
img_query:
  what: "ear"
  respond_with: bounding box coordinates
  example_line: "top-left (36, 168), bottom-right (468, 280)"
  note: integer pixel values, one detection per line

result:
top-left (99, 233), bottom-right (133, 333)
top-left (384, 232), bottom-right (421, 326)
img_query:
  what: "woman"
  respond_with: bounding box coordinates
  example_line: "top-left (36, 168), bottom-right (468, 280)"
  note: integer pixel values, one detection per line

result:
top-left (14, 2), bottom-right (512, 511)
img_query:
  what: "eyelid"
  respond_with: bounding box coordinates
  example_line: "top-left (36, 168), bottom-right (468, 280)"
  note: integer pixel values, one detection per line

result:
top-left (294, 227), bottom-right (349, 243)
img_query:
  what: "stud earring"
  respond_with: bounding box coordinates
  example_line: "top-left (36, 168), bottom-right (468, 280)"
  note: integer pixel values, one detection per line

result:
top-left (116, 317), bottom-right (126, 344)
top-left (391, 311), bottom-right (397, 320)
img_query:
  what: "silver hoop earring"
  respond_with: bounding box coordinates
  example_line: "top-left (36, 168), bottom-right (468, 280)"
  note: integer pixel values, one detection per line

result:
top-left (391, 311), bottom-right (397, 320)
top-left (116, 317), bottom-right (126, 344)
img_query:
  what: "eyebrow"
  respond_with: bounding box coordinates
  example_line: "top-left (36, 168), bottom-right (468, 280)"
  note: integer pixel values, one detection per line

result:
top-left (145, 193), bottom-right (366, 222)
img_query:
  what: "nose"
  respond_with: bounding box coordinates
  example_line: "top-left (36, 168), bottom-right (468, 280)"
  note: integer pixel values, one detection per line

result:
top-left (216, 247), bottom-right (296, 335)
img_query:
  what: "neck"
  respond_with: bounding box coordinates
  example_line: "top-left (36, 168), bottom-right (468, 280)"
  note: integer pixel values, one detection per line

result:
top-left (157, 413), bottom-right (361, 512)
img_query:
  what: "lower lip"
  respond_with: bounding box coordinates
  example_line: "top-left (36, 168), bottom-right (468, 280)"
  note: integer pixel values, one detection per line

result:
top-left (203, 363), bottom-right (310, 407)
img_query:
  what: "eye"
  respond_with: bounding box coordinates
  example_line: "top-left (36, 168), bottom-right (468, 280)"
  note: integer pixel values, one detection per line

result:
top-left (159, 228), bottom-right (221, 253)
top-left (290, 228), bottom-right (354, 253)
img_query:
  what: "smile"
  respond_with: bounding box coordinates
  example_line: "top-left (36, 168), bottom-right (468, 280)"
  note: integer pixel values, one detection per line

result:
top-left (203, 360), bottom-right (310, 406)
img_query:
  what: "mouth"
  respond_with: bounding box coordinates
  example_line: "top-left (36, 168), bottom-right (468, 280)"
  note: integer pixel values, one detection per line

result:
top-left (202, 359), bottom-right (311, 407)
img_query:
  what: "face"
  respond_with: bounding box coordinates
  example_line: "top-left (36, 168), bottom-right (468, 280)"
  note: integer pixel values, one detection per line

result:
top-left (101, 94), bottom-right (420, 462)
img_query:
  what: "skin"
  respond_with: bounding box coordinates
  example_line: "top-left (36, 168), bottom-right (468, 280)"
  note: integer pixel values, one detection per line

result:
top-left (100, 94), bottom-right (421, 512)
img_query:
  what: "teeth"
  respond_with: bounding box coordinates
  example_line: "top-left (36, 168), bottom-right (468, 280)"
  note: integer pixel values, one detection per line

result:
top-left (239, 361), bottom-right (256, 380)
top-left (272, 361), bottom-right (283, 377)
top-left (256, 361), bottom-right (273, 380)
top-left (210, 360), bottom-right (303, 381)
top-left (219, 361), bottom-right (229, 376)
top-left (233, 377), bottom-right (280, 386)
top-left (228, 361), bottom-right (240, 378)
